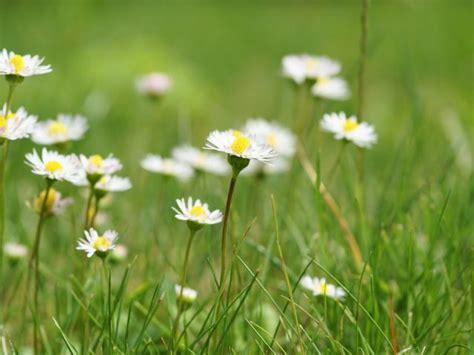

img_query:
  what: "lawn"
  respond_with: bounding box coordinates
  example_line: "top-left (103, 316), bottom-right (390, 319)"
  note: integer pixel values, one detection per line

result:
top-left (0, 0), bottom-right (472, 353)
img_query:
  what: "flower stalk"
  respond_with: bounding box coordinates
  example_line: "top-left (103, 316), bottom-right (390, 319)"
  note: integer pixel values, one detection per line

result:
top-left (30, 178), bottom-right (54, 355)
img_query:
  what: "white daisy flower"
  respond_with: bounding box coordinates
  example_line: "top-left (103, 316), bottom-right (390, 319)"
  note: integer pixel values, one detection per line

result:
top-left (282, 54), bottom-right (341, 84)
top-left (301, 276), bottom-right (346, 300)
top-left (33, 187), bottom-right (73, 216)
top-left (25, 148), bottom-right (83, 183)
top-left (172, 145), bottom-right (230, 176)
top-left (79, 154), bottom-right (122, 178)
top-left (204, 129), bottom-right (276, 163)
top-left (4, 242), bottom-right (28, 260)
top-left (0, 104), bottom-right (37, 141)
top-left (302, 55), bottom-right (341, 80)
top-left (241, 157), bottom-right (290, 177)
top-left (320, 112), bottom-right (377, 148)
top-left (95, 175), bottom-right (132, 193)
top-left (136, 72), bottom-right (173, 98)
top-left (311, 77), bottom-right (350, 101)
top-left (76, 228), bottom-right (118, 258)
top-left (141, 154), bottom-right (194, 182)
top-left (173, 197), bottom-right (223, 229)
top-left (0, 49), bottom-right (52, 77)
top-left (31, 114), bottom-right (88, 145)
top-left (175, 284), bottom-right (198, 304)
top-left (242, 119), bottom-right (296, 158)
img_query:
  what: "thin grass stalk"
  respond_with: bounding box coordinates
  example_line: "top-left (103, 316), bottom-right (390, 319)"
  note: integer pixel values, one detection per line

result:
top-left (171, 229), bottom-right (196, 353)
top-left (271, 195), bottom-right (305, 354)
top-left (356, 0), bottom-right (370, 210)
top-left (30, 179), bottom-right (53, 355)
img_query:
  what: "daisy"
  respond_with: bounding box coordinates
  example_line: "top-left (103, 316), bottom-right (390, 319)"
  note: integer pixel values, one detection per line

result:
top-left (0, 49), bottom-right (52, 77)
top-left (172, 145), bottom-right (230, 176)
top-left (25, 148), bottom-right (83, 183)
top-left (241, 157), bottom-right (290, 177)
top-left (4, 241), bottom-right (28, 260)
top-left (204, 129), bottom-right (276, 164)
top-left (79, 154), bottom-right (122, 179)
top-left (33, 187), bottom-right (73, 217)
top-left (282, 54), bottom-right (341, 84)
top-left (173, 197), bottom-right (223, 230)
top-left (175, 284), bottom-right (198, 304)
top-left (320, 112), bottom-right (377, 148)
top-left (31, 114), bottom-right (88, 145)
top-left (301, 276), bottom-right (346, 300)
top-left (76, 228), bottom-right (118, 258)
top-left (95, 175), bottom-right (132, 193)
top-left (136, 72), bottom-right (172, 98)
top-left (141, 154), bottom-right (194, 182)
top-left (242, 119), bottom-right (296, 158)
top-left (0, 104), bottom-right (37, 141)
top-left (311, 77), bottom-right (350, 101)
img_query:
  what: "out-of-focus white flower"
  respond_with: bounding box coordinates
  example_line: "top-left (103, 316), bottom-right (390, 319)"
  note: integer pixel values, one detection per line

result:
top-left (241, 157), bottom-right (290, 177)
top-left (136, 72), bottom-right (172, 98)
top-left (4, 242), bottom-right (28, 260)
top-left (0, 49), bottom-right (52, 77)
top-left (0, 105), bottom-right (37, 141)
top-left (95, 175), bottom-right (132, 193)
top-left (34, 187), bottom-right (73, 216)
top-left (172, 145), bottom-right (230, 176)
top-left (301, 276), bottom-right (346, 300)
top-left (141, 154), bottom-right (194, 182)
top-left (242, 119), bottom-right (296, 158)
top-left (175, 284), bottom-right (198, 304)
top-left (76, 228), bottom-right (118, 258)
top-left (320, 112), bottom-right (377, 148)
top-left (311, 77), bottom-right (350, 101)
top-left (204, 129), bottom-right (276, 163)
top-left (32, 114), bottom-right (88, 145)
top-left (282, 54), bottom-right (341, 84)
top-left (172, 197), bottom-right (222, 229)
top-left (79, 154), bottom-right (122, 178)
top-left (110, 244), bottom-right (128, 263)
top-left (25, 148), bottom-right (83, 183)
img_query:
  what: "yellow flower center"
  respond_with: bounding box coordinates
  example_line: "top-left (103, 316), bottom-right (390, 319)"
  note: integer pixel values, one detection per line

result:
top-left (34, 188), bottom-right (57, 213)
top-left (0, 112), bottom-right (16, 129)
top-left (45, 160), bottom-right (63, 173)
top-left (190, 205), bottom-right (205, 217)
top-left (317, 77), bottom-right (330, 85)
top-left (89, 154), bottom-right (103, 167)
top-left (10, 55), bottom-right (25, 73)
top-left (49, 121), bottom-right (67, 135)
top-left (319, 281), bottom-right (328, 295)
top-left (343, 119), bottom-right (359, 132)
top-left (305, 58), bottom-right (319, 72)
top-left (266, 132), bottom-right (277, 146)
top-left (93, 236), bottom-right (110, 251)
top-left (232, 130), bottom-right (243, 138)
top-left (231, 136), bottom-right (251, 155)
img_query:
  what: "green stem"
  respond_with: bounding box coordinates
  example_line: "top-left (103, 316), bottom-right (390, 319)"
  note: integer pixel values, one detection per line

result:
top-left (219, 176), bottom-right (237, 290)
top-left (30, 179), bottom-right (53, 355)
top-left (171, 229), bottom-right (196, 353)
top-left (90, 195), bottom-right (102, 229)
top-left (84, 185), bottom-right (95, 230)
top-left (0, 83), bottom-right (16, 316)
top-left (101, 259), bottom-right (112, 353)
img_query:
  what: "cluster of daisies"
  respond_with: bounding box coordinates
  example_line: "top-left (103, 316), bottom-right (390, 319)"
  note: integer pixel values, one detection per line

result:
top-left (0, 48), bottom-right (373, 311)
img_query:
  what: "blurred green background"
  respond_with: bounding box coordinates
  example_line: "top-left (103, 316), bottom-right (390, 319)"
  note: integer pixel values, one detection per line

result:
top-left (1, 0), bottom-right (472, 351)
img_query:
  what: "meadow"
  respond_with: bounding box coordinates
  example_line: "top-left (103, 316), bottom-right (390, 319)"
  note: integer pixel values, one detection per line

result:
top-left (0, 0), bottom-right (472, 354)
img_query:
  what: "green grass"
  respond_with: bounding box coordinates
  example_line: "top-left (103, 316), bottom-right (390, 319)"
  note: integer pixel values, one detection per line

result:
top-left (0, 0), bottom-right (472, 353)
